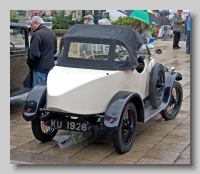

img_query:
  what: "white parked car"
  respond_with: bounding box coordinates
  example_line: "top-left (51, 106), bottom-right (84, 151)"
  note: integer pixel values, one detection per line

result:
top-left (23, 24), bottom-right (183, 154)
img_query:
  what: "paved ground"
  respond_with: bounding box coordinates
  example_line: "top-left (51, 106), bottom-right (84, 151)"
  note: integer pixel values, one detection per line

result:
top-left (10, 40), bottom-right (190, 164)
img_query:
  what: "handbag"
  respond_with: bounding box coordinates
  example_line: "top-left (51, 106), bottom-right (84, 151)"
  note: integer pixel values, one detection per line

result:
top-left (23, 68), bottom-right (33, 88)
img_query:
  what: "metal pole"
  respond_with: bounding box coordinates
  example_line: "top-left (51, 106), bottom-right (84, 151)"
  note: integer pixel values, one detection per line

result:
top-left (94, 10), bottom-right (98, 24)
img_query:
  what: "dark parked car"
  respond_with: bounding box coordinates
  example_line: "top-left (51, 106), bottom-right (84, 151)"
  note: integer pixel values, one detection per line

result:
top-left (10, 22), bottom-right (31, 100)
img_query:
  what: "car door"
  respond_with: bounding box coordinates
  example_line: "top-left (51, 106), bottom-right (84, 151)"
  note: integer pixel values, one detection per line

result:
top-left (10, 25), bottom-right (30, 95)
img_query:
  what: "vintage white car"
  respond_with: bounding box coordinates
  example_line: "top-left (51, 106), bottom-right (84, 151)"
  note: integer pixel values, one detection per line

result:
top-left (23, 24), bottom-right (183, 154)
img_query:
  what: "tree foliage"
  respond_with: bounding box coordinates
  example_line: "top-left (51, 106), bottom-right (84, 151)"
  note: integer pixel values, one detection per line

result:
top-left (43, 11), bottom-right (82, 29)
top-left (111, 16), bottom-right (156, 34)
top-left (10, 10), bottom-right (19, 22)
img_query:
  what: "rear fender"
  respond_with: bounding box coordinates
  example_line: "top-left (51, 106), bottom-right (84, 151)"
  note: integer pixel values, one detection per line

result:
top-left (23, 83), bottom-right (47, 121)
top-left (104, 91), bottom-right (144, 133)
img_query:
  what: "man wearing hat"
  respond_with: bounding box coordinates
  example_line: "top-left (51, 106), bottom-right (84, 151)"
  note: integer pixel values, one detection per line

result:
top-left (172, 10), bottom-right (184, 49)
top-left (83, 15), bottom-right (94, 25)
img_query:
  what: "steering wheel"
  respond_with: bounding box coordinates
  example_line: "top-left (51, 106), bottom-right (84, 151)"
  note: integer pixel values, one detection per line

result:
top-left (10, 42), bottom-right (15, 51)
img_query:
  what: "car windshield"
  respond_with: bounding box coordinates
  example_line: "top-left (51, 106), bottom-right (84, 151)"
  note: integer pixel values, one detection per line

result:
top-left (68, 42), bottom-right (110, 60)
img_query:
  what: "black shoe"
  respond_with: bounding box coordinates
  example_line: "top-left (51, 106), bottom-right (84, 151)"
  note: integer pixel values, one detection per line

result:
top-left (173, 47), bottom-right (179, 49)
top-left (178, 46), bottom-right (181, 49)
top-left (186, 51), bottom-right (190, 54)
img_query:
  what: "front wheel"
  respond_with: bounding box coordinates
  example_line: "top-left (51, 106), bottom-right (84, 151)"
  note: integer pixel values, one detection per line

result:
top-left (113, 102), bottom-right (137, 154)
top-left (160, 81), bottom-right (183, 120)
top-left (31, 105), bottom-right (58, 142)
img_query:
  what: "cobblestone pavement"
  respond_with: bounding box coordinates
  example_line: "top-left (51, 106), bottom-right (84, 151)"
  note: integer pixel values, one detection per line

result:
top-left (10, 40), bottom-right (190, 164)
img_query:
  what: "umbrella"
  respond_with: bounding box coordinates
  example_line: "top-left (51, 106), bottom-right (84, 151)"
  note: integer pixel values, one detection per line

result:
top-left (169, 10), bottom-right (177, 14)
top-left (158, 10), bottom-right (170, 16)
top-left (124, 10), bottom-right (160, 26)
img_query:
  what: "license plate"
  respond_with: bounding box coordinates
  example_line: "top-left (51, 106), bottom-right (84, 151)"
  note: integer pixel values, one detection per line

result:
top-left (50, 120), bottom-right (89, 132)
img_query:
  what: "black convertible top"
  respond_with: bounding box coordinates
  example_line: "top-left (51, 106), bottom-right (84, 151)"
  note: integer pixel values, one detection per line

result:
top-left (10, 22), bottom-right (30, 30)
top-left (58, 24), bottom-right (145, 70)
top-left (63, 24), bottom-right (143, 50)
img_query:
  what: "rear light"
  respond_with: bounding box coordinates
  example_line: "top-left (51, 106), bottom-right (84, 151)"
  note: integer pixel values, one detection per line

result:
top-left (87, 126), bottom-right (92, 131)
top-left (27, 108), bottom-right (31, 112)
top-left (109, 118), bottom-right (114, 123)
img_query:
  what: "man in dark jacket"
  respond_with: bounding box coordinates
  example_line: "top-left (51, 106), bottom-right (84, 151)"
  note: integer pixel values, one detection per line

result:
top-left (27, 16), bottom-right (57, 87)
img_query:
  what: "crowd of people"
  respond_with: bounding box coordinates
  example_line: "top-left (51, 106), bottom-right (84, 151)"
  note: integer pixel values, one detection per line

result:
top-left (26, 10), bottom-right (54, 21)
top-left (157, 10), bottom-right (190, 54)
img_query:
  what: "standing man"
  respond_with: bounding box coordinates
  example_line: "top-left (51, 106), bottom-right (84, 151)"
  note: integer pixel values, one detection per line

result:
top-left (162, 14), bottom-right (170, 40)
top-left (27, 16), bottom-right (57, 87)
top-left (172, 10), bottom-right (184, 49)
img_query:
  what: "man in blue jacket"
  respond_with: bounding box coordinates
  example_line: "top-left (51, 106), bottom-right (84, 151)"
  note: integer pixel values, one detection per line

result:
top-left (27, 16), bottom-right (57, 87)
top-left (186, 13), bottom-right (190, 54)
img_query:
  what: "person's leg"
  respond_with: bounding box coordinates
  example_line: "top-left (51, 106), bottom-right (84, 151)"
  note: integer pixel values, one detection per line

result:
top-left (32, 70), bottom-right (48, 87)
top-left (173, 31), bottom-right (179, 48)
top-left (163, 25), bottom-right (168, 40)
top-left (186, 31), bottom-right (190, 53)
top-left (158, 26), bottom-right (163, 38)
top-left (177, 32), bottom-right (181, 48)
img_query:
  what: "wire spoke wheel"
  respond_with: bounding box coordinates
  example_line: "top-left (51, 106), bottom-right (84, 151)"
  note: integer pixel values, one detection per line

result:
top-left (156, 70), bottom-right (165, 101)
top-left (149, 63), bottom-right (165, 108)
top-left (32, 105), bottom-right (58, 142)
top-left (121, 109), bottom-right (135, 148)
top-left (161, 81), bottom-right (183, 120)
top-left (113, 103), bottom-right (137, 154)
top-left (39, 112), bottom-right (55, 135)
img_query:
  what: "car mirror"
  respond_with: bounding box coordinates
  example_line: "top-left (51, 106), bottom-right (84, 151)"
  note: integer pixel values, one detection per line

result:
top-left (155, 49), bottom-right (162, 54)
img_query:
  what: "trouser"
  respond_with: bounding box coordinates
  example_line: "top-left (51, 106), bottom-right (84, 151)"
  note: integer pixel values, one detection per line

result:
top-left (158, 26), bottom-right (163, 37)
top-left (173, 31), bottom-right (181, 48)
top-left (32, 70), bottom-right (50, 87)
top-left (186, 31), bottom-right (190, 52)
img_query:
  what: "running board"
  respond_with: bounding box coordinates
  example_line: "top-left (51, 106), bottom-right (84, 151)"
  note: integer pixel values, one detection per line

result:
top-left (144, 102), bottom-right (167, 122)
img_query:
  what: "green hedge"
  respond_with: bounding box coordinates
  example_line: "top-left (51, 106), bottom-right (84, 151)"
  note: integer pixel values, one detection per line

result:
top-left (10, 10), bottom-right (19, 22)
top-left (111, 16), bottom-right (156, 34)
top-left (43, 11), bottom-right (82, 29)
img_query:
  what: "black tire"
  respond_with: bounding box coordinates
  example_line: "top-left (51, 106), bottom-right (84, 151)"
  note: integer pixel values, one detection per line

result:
top-left (31, 105), bottom-right (58, 142)
top-left (113, 102), bottom-right (137, 154)
top-left (160, 81), bottom-right (183, 120)
top-left (149, 63), bottom-right (165, 108)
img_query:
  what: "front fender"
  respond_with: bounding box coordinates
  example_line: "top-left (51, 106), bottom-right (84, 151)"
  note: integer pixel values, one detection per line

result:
top-left (23, 83), bottom-right (47, 121)
top-left (163, 72), bottom-right (182, 105)
top-left (104, 91), bottom-right (143, 133)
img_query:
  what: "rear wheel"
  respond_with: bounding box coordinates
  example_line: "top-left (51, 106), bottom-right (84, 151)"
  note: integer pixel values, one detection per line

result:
top-left (113, 102), bottom-right (137, 154)
top-left (160, 81), bottom-right (183, 120)
top-left (32, 104), bottom-right (58, 142)
top-left (149, 63), bottom-right (165, 108)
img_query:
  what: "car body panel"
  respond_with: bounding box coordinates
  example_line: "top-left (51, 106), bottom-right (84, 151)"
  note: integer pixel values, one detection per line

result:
top-left (47, 56), bottom-right (154, 114)
top-left (23, 83), bottom-right (47, 121)
top-left (104, 91), bottom-right (144, 132)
